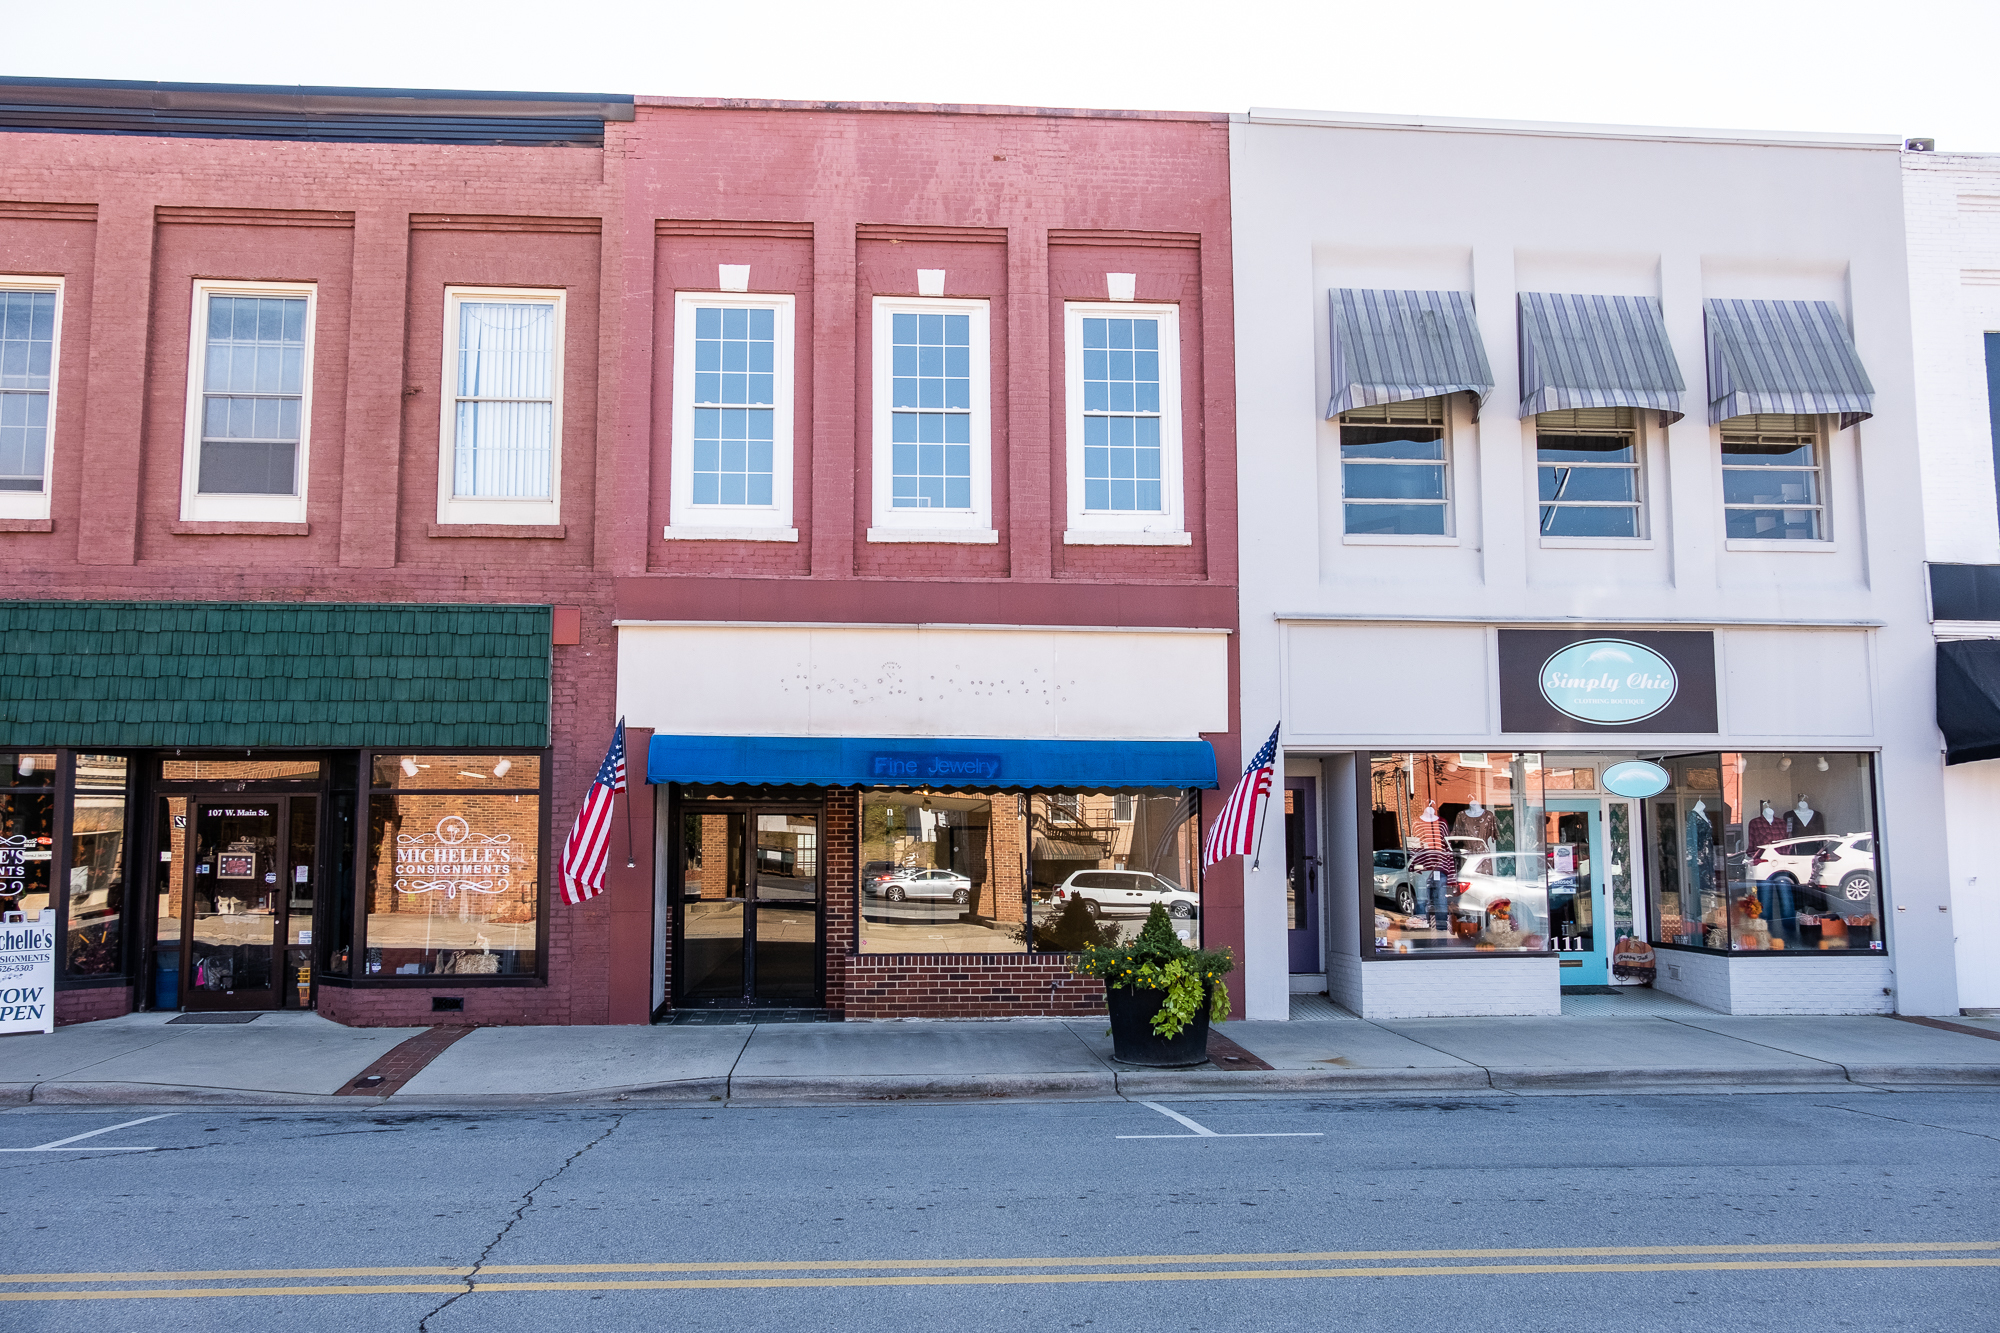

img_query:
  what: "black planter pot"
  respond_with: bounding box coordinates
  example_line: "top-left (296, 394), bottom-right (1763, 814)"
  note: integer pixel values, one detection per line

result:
top-left (1104, 984), bottom-right (1212, 1067)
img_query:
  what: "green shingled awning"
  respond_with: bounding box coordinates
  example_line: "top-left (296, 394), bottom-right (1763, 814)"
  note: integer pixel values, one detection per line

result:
top-left (0, 601), bottom-right (550, 749)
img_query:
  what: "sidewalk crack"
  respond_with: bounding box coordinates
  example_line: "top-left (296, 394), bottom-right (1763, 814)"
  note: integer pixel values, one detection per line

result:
top-left (1358, 1019), bottom-right (1503, 1093)
top-left (415, 1112), bottom-right (625, 1331)
top-left (1656, 1016), bottom-right (1857, 1082)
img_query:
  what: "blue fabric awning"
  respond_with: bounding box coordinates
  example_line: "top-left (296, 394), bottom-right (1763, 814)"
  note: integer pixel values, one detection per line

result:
top-left (1518, 292), bottom-right (1686, 423)
top-left (646, 735), bottom-right (1219, 789)
top-left (1705, 298), bottom-right (1875, 428)
top-left (1326, 288), bottom-right (1494, 419)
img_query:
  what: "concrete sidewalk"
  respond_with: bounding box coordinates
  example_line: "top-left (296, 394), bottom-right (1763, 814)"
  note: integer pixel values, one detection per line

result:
top-left (10, 999), bottom-right (2000, 1107)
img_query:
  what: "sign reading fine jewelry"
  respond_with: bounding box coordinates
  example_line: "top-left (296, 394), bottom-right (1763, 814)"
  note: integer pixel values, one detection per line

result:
top-left (0, 909), bottom-right (56, 1035)
top-left (1498, 630), bottom-right (1719, 733)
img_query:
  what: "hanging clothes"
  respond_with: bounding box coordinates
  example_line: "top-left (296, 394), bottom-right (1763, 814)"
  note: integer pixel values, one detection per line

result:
top-left (1451, 807), bottom-right (1498, 850)
top-left (1784, 808), bottom-right (1823, 839)
top-left (1410, 813), bottom-right (1455, 874)
top-left (1747, 812), bottom-right (1786, 853)
top-left (1685, 808), bottom-right (1715, 876)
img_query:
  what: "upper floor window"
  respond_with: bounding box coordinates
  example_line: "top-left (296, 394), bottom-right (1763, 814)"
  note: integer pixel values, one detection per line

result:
top-left (1064, 302), bottom-right (1185, 544)
top-left (438, 287), bottom-right (563, 527)
top-left (1536, 407), bottom-right (1642, 539)
top-left (869, 297), bottom-right (992, 542)
top-left (1339, 396), bottom-right (1448, 537)
top-left (0, 278), bottom-right (61, 520)
top-left (1721, 414), bottom-right (1824, 542)
top-left (181, 280), bottom-right (315, 524)
top-left (667, 291), bottom-right (796, 539)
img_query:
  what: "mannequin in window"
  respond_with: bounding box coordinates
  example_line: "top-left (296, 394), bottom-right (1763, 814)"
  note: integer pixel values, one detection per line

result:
top-left (1753, 799), bottom-right (1797, 941)
top-left (1452, 799), bottom-right (1498, 851)
top-left (1747, 802), bottom-right (1786, 855)
top-left (1410, 804), bottom-right (1456, 929)
top-left (1687, 799), bottom-right (1727, 946)
top-left (1784, 798), bottom-right (1821, 840)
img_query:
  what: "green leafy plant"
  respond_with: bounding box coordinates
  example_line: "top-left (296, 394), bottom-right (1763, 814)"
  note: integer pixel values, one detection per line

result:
top-left (1070, 902), bottom-right (1234, 1037)
top-left (1020, 893), bottom-right (1121, 952)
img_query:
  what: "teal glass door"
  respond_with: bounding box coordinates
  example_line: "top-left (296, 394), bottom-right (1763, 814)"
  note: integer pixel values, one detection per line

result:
top-left (1544, 801), bottom-right (1608, 985)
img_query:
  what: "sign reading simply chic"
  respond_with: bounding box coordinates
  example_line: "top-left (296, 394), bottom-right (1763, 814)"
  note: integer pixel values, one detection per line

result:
top-left (1498, 630), bottom-right (1718, 733)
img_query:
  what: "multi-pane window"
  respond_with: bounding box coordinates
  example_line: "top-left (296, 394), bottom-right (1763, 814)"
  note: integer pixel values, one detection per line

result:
top-left (452, 296), bottom-right (558, 500)
top-left (1721, 414), bottom-right (1824, 541)
top-left (691, 305), bottom-right (775, 506)
top-left (1081, 316), bottom-right (1163, 512)
top-left (890, 311), bottom-right (972, 510)
top-left (1113, 793), bottom-right (1135, 823)
top-left (0, 288), bottom-right (57, 495)
top-left (1537, 407), bottom-right (1641, 538)
top-left (1339, 397), bottom-right (1448, 536)
top-left (199, 294), bottom-right (308, 495)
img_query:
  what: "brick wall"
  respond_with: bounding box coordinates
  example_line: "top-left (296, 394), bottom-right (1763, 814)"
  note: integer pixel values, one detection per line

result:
top-left (55, 985), bottom-right (133, 1025)
top-left (843, 955), bottom-right (1107, 1019)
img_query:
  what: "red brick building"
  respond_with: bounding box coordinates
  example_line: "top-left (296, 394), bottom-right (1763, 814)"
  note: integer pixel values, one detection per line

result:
top-left (0, 80), bottom-right (1238, 1029)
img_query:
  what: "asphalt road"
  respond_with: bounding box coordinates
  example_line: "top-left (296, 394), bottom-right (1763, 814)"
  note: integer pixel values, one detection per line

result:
top-left (5, 1090), bottom-right (1999, 1332)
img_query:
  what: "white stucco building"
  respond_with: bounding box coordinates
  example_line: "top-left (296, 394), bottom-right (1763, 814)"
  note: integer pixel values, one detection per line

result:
top-left (1905, 147), bottom-right (2000, 1015)
top-left (1232, 109), bottom-right (1952, 1020)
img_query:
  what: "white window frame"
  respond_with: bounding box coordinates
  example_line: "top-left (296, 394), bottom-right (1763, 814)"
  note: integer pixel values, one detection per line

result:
top-left (665, 290), bottom-right (796, 540)
top-left (1337, 395), bottom-right (1456, 545)
top-left (437, 285), bottom-right (566, 528)
top-left (1063, 300), bottom-right (1186, 545)
top-left (0, 274), bottom-right (63, 522)
top-left (868, 295), bottom-right (995, 543)
top-left (1533, 407), bottom-right (1651, 547)
top-left (1719, 414), bottom-right (1832, 550)
top-left (180, 278), bottom-right (317, 524)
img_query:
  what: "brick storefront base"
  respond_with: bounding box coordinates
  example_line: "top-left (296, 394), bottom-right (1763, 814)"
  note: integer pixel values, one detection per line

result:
top-left (841, 954), bottom-right (1107, 1020)
top-left (55, 986), bottom-right (134, 1025)
top-left (316, 986), bottom-right (551, 1028)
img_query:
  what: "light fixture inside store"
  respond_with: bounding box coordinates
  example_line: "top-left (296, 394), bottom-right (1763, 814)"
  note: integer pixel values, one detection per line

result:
top-left (1779, 755), bottom-right (1792, 771)
top-left (1816, 756), bottom-right (1829, 772)
top-left (492, 759), bottom-right (512, 779)
top-left (401, 757), bottom-right (419, 778)
top-left (16, 755), bottom-right (33, 776)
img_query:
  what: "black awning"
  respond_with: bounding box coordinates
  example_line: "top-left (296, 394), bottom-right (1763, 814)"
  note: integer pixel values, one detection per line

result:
top-left (1937, 639), bottom-right (2000, 764)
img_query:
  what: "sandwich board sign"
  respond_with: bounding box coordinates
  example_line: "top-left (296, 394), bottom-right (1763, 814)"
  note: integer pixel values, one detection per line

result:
top-left (0, 909), bottom-right (57, 1035)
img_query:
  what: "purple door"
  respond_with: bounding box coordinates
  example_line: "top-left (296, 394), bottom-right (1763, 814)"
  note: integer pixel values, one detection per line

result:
top-left (1285, 778), bottom-right (1320, 974)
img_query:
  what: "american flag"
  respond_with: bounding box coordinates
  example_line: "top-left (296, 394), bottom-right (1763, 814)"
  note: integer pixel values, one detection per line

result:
top-left (560, 719), bottom-right (628, 905)
top-left (1203, 723), bottom-right (1280, 867)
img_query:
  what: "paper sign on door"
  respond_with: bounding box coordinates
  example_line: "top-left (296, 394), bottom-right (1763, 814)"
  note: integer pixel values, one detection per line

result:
top-left (1552, 844), bottom-right (1575, 875)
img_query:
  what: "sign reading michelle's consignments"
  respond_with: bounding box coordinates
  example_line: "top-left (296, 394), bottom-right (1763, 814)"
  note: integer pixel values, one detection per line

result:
top-left (1498, 630), bottom-right (1717, 733)
top-left (0, 909), bottom-right (56, 1036)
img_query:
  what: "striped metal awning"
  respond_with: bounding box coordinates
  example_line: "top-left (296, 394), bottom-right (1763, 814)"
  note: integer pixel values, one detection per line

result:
top-left (1518, 292), bottom-right (1686, 423)
top-left (1705, 299), bottom-right (1875, 428)
top-left (1326, 288), bottom-right (1494, 418)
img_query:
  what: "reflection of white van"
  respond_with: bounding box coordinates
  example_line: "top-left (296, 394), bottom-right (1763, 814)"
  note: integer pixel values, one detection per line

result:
top-left (1048, 870), bottom-right (1196, 919)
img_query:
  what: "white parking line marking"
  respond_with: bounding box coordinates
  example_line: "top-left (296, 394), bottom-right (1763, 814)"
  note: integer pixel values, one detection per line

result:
top-left (1117, 1101), bottom-right (1323, 1140)
top-left (0, 1114), bottom-right (177, 1152)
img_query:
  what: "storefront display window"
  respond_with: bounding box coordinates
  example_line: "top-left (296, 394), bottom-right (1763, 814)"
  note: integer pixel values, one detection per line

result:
top-left (65, 754), bottom-right (128, 975)
top-left (853, 787), bottom-right (1200, 955)
top-left (0, 752), bottom-right (56, 919)
top-left (363, 755), bottom-right (543, 978)
top-left (1369, 752), bottom-right (1547, 954)
top-left (1647, 752), bottom-right (1881, 952)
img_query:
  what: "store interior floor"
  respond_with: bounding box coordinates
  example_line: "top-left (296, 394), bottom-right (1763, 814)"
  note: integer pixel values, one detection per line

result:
top-left (1287, 986), bottom-right (1712, 1021)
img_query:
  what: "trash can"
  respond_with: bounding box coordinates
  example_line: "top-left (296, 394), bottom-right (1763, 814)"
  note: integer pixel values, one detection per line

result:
top-left (153, 948), bottom-right (179, 1011)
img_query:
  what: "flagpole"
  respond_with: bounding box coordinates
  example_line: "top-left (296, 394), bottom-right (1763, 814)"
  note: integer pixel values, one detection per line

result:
top-left (622, 721), bottom-right (636, 869)
top-left (1248, 729), bottom-right (1280, 871)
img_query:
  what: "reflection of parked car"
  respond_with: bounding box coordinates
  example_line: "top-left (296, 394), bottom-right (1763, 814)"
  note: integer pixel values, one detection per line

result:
top-left (1048, 870), bottom-right (1196, 919)
top-left (1748, 834), bottom-right (1876, 912)
top-left (864, 868), bottom-right (974, 904)
top-left (1371, 849), bottom-right (1421, 915)
top-left (1452, 852), bottom-right (1562, 936)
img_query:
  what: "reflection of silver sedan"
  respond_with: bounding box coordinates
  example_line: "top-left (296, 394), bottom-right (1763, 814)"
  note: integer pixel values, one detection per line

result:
top-left (1451, 853), bottom-right (1557, 936)
top-left (1050, 870), bottom-right (1196, 919)
top-left (864, 868), bottom-right (973, 905)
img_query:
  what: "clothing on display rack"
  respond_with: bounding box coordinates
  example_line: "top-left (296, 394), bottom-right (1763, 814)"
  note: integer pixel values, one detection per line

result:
top-left (1451, 805), bottom-right (1498, 850)
top-left (1784, 805), bottom-right (1822, 839)
top-left (1747, 809), bottom-right (1786, 854)
top-left (1410, 808), bottom-right (1455, 873)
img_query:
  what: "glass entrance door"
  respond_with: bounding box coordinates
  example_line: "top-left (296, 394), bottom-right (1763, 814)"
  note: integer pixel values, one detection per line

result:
top-left (1284, 779), bottom-right (1320, 974)
top-left (1545, 801), bottom-right (1608, 985)
top-left (177, 796), bottom-right (318, 1011)
top-left (678, 805), bottom-right (822, 1007)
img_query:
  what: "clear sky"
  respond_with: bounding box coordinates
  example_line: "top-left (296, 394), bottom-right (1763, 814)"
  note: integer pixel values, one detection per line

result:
top-left (12, 0), bottom-right (2000, 151)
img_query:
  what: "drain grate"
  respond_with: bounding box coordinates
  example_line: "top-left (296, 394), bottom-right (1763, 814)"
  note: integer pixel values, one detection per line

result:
top-left (665, 1009), bottom-right (839, 1025)
top-left (168, 1012), bottom-right (262, 1024)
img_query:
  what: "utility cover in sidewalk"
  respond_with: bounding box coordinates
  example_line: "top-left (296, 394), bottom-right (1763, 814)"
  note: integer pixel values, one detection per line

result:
top-left (167, 1013), bottom-right (262, 1024)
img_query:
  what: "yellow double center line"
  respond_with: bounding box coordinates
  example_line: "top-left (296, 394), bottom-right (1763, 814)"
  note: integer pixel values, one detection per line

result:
top-left (4, 1242), bottom-right (1998, 1302)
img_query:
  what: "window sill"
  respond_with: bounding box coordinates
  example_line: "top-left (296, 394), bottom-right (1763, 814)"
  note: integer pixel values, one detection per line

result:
top-left (0, 518), bottom-right (53, 533)
top-left (168, 521), bottom-right (309, 537)
top-left (1343, 533), bottom-right (1460, 547)
top-left (1540, 536), bottom-right (1657, 550)
top-left (1724, 538), bottom-right (1836, 553)
top-left (865, 527), bottom-right (999, 544)
top-left (429, 523), bottom-right (567, 539)
top-left (661, 525), bottom-right (799, 542)
top-left (1062, 528), bottom-right (1191, 546)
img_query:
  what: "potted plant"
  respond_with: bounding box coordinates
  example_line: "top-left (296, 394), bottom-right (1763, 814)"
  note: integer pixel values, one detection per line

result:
top-left (1071, 903), bottom-right (1234, 1067)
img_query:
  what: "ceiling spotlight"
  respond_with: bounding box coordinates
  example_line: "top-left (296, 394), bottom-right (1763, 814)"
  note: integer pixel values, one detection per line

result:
top-left (16, 755), bottom-right (33, 776)
top-left (1778, 756), bottom-right (1792, 771)
top-left (493, 759), bottom-right (512, 779)
top-left (1816, 756), bottom-right (1829, 772)
top-left (401, 757), bottom-right (419, 778)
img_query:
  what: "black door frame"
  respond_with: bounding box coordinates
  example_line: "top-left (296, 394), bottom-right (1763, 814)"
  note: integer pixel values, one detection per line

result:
top-left (667, 785), bottom-right (827, 1010)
